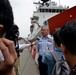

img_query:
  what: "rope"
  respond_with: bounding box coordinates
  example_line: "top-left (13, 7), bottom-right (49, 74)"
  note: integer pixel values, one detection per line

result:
top-left (20, 38), bottom-right (31, 75)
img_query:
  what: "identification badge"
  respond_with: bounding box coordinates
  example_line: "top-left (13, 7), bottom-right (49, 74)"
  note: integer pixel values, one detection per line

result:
top-left (48, 38), bottom-right (52, 42)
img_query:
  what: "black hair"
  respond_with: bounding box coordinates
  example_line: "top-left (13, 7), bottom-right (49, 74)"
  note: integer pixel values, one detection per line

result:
top-left (59, 19), bottom-right (76, 55)
top-left (0, 0), bottom-right (14, 36)
top-left (6, 24), bottom-right (20, 56)
top-left (6, 24), bottom-right (19, 46)
top-left (53, 29), bottom-right (61, 47)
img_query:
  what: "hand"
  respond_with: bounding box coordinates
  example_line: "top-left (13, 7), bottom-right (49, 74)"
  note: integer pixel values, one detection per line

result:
top-left (46, 46), bottom-right (50, 51)
top-left (0, 38), bottom-right (17, 75)
top-left (31, 42), bottom-right (36, 46)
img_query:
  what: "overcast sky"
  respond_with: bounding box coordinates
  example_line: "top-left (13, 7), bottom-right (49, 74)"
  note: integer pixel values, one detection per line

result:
top-left (9, 0), bottom-right (76, 38)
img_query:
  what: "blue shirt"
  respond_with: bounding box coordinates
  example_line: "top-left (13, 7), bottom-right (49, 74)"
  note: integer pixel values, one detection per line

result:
top-left (36, 34), bottom-right (53, 56)
top-left (42, 48), bottom-right (63, 75)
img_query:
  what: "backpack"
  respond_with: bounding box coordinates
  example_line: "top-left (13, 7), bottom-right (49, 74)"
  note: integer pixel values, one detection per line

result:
top-left (51, 51), bottom-right (70, 75)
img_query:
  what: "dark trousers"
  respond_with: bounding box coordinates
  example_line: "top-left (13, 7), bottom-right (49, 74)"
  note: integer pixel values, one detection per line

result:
top-left (38, 55), bottom-right (48, 75)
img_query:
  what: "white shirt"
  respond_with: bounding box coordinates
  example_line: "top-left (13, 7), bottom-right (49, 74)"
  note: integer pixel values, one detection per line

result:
top-left (0, 43), bottom-right (31, 61)
top-left (0, 50), bottom-right (4, 61)
top-left (19, 44), bottom-right (31, 50)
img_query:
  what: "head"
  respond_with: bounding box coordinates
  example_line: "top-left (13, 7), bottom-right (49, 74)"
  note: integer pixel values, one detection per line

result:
top-left (53, 29), bottom-right (61, 48)
top-left (13, 24), bottom-right (19, 37)
top-left (0, 0), bottom-right (14, 37)
top-left (41, 26), bottom-right (49, 37)
top-left (59, 19), bottom-right (76, 67)
top-left (6, 24), bottom-right (19, 46)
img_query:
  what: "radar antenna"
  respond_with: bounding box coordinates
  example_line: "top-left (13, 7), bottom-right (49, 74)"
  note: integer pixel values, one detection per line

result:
top-left (41, 0), bottom-right (49, 3)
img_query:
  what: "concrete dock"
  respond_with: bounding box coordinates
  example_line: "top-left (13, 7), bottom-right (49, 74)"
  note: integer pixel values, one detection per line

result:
top-left (19, 40), bottom-right (40, 75)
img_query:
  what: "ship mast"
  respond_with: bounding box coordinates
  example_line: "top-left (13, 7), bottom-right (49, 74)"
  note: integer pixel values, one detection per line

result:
top-left (41, 0), bottom-right (49, 3)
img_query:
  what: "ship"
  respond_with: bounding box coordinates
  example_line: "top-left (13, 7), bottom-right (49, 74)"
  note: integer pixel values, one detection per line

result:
top-left (27, 0), bottom-right (69, 42)
top-left (26, 0), bottom-right (76, 66)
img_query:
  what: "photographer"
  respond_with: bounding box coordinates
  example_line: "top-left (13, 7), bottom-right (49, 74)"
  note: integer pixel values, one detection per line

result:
top-left (6, 24), bottom-right (33, 75)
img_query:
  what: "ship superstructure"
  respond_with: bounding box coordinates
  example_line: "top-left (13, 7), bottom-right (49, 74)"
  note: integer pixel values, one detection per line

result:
top-left (27, 0), bottom-right (69, 42)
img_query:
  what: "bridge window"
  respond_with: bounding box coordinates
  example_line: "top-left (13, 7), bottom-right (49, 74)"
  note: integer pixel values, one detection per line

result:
top-left (51, 9), bottom-right (56, 12)
top-left (60, 9), bottom-right (63, 12)
top-left (63, 9), bottom-right (66, 12)
top-left (45, 9), bottom-right (48, 12)
top-left (40, 9), bottom-right (41, 12)
top-left (49, 9), bottom-right (51, 12)
top-left (39, 8), bottom-right (66, 13)
top-left (42, 9), bottom-right (45, 12)
top-left (56, 9), bottom-right (60, 12)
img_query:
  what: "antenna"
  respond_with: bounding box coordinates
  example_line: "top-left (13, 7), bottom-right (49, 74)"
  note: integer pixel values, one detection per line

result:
top-left (33, 1), bottom-right (42, 4)
top-left (41, 0), bottom-right (49, 3)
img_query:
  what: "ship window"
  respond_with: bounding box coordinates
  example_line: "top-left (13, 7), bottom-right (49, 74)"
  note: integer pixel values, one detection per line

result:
top-left (51, 9), bottom-right (56, 12)
top-left (40, 9), bottom-right (41, 12)
top-left (39, 9), bottom-right (66, 13)
top-left (50, 9), bottom-right (66, 13)
top-left (49, 9), bottom-right (51, 12)
top-left (42, 9), bottom-right (45, 12)
top-left (56, 9), bottom-right (60, 13)
top-left (45, 9), bottom-right (48, 12)
top-left (63, 9), bottom-right (65, 11)
top-left (60, 9), bottom-right (63, 12)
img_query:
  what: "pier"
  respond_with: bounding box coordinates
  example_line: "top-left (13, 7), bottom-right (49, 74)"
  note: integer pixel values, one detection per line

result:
top-left (19, 40), bottom-right (40, 75)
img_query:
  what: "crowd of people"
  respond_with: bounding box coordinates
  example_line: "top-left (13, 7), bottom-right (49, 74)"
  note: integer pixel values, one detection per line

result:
top-left (0, 0), bottom-right (33, 75)
top-left (0, 0), bottom-right (76, 75)
top-left (35, 20), bottom-right (76, 75)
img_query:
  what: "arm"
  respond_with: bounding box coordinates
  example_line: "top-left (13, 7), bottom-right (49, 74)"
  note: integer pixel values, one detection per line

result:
top-left (0, 38), bottom-right (17, 75)
top-left (19, 44), bottom-right (31, 50)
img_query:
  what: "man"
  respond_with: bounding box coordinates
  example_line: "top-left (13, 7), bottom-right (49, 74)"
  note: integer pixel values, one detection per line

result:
top-left (36, 26), bottom-right (53, 75)
top-left (59, 19), bottom-right (76, 75)
top-left (12, 25), bottom-right (33, 75)
top-left (42, 29), bottom-right (64, 75)
top-left (0, 0), bottom-right (17, 75)
top-left (6, 24), bottom-right (33, 75)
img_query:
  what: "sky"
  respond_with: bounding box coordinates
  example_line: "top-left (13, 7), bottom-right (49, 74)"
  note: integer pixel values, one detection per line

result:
top-left (9, 0), bottom-right (76, 38)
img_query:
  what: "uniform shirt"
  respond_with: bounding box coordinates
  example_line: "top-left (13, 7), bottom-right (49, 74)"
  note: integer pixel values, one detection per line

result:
top-left (70, 66), bottom-right (76, 75)
top-left (36, 34), bottom-right (53, 56)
